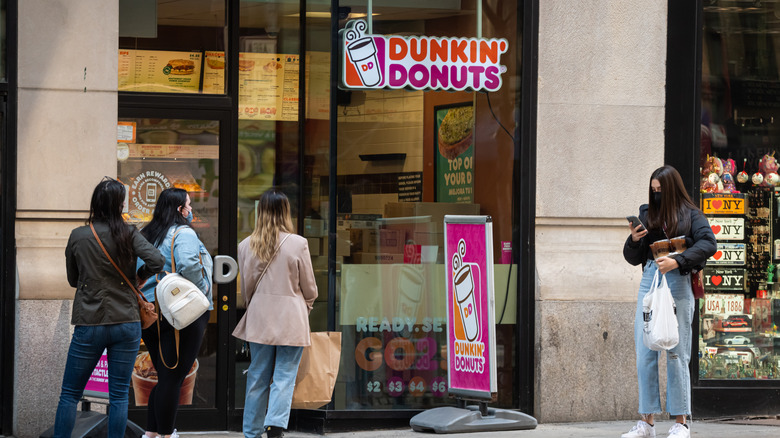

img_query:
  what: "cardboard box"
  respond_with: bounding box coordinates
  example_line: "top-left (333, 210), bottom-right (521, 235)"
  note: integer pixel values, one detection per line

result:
top-left (384, 202), bottom-right (480, 232)
top-left (337, 230), bottom-right (351, 257)
top-left (315, 271), bottom-right (328, 301)
top-left (362, 229), bottom-right (404, 254)
top-left (351, 252), bottom-right (405, 264)
top-left (362, 229), bottom-right (379, 253)
top-left (379, 229), bottom-right (404, 253)
top-left (311, 255), bottom-right (328, 270)
top-left (306, 237), bottom-right (322, 256)
top-left (413, 230), bottom-right (443, 246)
top-left (304, 218), bottom-right (327, 237)
top-left (349, 228), bottom-right (364, 252)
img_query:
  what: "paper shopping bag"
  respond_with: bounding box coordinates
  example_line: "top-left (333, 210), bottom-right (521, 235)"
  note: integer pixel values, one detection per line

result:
top-left (291, 331), bottom-right (342, 409)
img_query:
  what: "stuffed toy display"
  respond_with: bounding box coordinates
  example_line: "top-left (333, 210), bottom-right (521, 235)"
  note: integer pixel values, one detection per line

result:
top-left (700, 155), bottom-right (724, 193)
top-left (700, 154), bottom-right (780, 193)
top-left (758, 152), bottom-right (779, 187)
top-left (721, 158), bottom-right (737, 193)
top-left (737, 158), bottom-right (750, 184)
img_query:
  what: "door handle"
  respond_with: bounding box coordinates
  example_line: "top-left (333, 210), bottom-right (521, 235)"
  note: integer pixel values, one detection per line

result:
top-left (213, 255), bottom-right (238, 284)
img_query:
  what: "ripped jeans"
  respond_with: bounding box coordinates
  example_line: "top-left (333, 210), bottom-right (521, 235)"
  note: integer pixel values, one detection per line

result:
top-left (633, 260), bottom-right (694, 416)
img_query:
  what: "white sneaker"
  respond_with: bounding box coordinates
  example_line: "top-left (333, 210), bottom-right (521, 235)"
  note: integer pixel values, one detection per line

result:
top-left (169, 430), bottom-right (180, 438)
top-left (667, 423), bottom-right (690, 438)
top-left (621, 420), bottom-right (656, 438)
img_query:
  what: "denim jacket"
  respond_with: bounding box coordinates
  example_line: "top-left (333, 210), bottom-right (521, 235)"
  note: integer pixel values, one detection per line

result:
top-left (137, 225), bottom-right (214, 309)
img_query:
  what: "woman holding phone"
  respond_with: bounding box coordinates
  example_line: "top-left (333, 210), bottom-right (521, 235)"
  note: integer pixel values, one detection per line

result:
top-left (621, 165), bottom-right (716, 438)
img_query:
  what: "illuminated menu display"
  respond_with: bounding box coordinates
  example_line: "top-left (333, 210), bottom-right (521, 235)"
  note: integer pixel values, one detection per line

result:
top-left (118, 50), bottom-right (202, 93)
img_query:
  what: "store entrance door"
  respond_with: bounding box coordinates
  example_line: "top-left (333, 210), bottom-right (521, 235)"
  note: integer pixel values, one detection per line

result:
top-left (120, 108), bottom-right (235, 431)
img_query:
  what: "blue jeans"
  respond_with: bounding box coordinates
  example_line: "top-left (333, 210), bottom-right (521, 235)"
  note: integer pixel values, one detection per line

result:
top-left (243, 343), bottom-right (304, 438)
top-left (633, 260), bottom-right (694, 416)
top-left (53, 322), bottom-right (142, 438)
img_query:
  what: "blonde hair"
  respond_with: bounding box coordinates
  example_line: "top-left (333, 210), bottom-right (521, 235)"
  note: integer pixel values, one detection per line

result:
top-left (249, 189), bottom-right (294, 262)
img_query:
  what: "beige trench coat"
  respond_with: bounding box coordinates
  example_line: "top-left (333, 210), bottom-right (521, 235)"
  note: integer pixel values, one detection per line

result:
top-left (232, 232), bottom-right (318, 346)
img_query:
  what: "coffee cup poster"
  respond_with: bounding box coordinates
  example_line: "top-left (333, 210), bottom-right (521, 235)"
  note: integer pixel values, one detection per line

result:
top-left (445, 221), bottom-right (495, 397)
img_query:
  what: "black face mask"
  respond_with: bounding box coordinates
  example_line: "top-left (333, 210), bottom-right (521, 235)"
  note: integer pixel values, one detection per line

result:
top-left (652, 191), bottom-right (662, 206)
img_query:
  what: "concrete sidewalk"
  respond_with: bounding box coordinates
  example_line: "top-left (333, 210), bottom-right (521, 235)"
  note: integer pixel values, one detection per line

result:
top-left (183, 420), bottom-right (779, 437)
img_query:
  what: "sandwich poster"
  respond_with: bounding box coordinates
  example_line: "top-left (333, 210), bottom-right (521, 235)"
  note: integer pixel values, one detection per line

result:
top-left (118, 50), bottom-right (202, 93)
top-left (435, 102), bottom-right (474, 203)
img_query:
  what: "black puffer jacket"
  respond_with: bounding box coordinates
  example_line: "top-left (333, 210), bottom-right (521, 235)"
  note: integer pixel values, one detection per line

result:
top-left (623, 204), bottom-right (717, 274)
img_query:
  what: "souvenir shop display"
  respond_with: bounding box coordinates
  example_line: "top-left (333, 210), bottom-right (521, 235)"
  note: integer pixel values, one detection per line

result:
top-left (699, 153), bottom-right (780, 380)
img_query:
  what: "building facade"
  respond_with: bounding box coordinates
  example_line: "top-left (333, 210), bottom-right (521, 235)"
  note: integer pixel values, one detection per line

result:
top-left (2, 1), bottom-right (778, 438)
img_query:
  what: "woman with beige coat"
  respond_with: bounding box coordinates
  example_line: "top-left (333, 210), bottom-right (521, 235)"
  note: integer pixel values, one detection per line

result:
top-left (233, 189), bottom-right (318, 438)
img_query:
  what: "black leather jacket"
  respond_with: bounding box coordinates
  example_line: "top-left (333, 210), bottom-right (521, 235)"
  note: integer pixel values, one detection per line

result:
top-left (65, 221), bottom-right (164, 326)
top-left (623, 204), bottom-right (717, 275)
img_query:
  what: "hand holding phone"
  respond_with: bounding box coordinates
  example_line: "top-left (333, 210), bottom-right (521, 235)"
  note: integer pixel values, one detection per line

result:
top-left (626, 215), bottom-right (648, 242)
top-left (626, 215), bottom-right (645, 232)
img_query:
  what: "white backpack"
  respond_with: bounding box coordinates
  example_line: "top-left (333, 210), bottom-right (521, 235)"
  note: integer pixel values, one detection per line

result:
top-left (154, 227), bottom-right (210, 368)
top-left (156, 271), bottom-right (210, 331)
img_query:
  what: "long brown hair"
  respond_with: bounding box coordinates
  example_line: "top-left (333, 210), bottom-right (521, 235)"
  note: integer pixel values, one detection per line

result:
top-left (249, 189), bottom-right (295, 262)
top-left (88, 178), bottom-right (134, 265)
top-left (646, 165), bottom-right (698, 237)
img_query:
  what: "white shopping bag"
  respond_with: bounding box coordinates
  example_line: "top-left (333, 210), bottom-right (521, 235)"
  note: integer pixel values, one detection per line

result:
top-left (642, 270), bottom-right (679, 351)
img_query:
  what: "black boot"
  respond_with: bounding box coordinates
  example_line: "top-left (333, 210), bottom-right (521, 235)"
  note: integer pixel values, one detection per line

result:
top-left (265, 426), bottom-right (284, 437)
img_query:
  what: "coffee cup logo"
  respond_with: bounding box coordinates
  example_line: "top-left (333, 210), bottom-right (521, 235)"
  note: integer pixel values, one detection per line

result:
top-left (452, 239), bottom-right (480, 342)
top-left (345, 21), bottom-right (382, 87)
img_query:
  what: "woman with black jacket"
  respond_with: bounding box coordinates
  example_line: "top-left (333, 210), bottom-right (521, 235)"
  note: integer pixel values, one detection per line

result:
top-left (54, 178), bottom-right (165, 438)
top-left (621, 165), bottom-right (716, 438)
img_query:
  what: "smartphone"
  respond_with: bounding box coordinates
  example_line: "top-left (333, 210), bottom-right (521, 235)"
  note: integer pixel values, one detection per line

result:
top-left (626, 215), bottom-right (646, 232)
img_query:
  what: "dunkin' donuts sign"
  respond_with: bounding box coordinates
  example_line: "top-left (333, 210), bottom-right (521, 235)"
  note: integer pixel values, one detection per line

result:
top-left (341, 20), bottom-right (509, 92)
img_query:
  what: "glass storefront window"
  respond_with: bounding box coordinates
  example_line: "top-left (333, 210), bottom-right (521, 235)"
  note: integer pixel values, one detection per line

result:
top-left (118, 0), bottom-right (226, 94)
top-left (335, 1), bottom-right (520, 409)
top-left (234, 0), bottom-right (312, 408)
top-left (117, 117), bottom-right (220, 407)
top-left (700, 2), bottom-right (780, 380)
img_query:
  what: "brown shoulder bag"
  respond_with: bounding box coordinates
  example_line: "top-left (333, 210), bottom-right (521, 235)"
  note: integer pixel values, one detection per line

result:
top-left (90, 223), bottom-right (158, 329)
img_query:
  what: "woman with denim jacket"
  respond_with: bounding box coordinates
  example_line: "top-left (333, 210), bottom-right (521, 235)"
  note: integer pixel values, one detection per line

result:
top-left (55, 178), bottom-right (165, 438)
top-left (138, 188), bottom-right (214, 438)
top-left (621, 165), bottom-right (716, 438)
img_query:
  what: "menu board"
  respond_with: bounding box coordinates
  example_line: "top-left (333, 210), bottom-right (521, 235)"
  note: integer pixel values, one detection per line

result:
top-left (236, 53), bottom-right (300, 121)
top-left (306, 51), bottom-right (330, 120)
top-left (118, 50), bottom-right (202, 93)
top-left (120, 49), bottom-right (329, 120)
top-left (127, 144), bottom-right (219, 160)
top-left (202, 51), bottom-right (226, 94)
top-left (202, 51), bottom-right (329, 121)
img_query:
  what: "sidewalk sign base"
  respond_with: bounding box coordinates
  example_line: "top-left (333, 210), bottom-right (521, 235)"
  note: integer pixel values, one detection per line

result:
top-left (410, 405), bottom-right (538, 433)
top-left (39, 410), bottom-right (145, 438)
